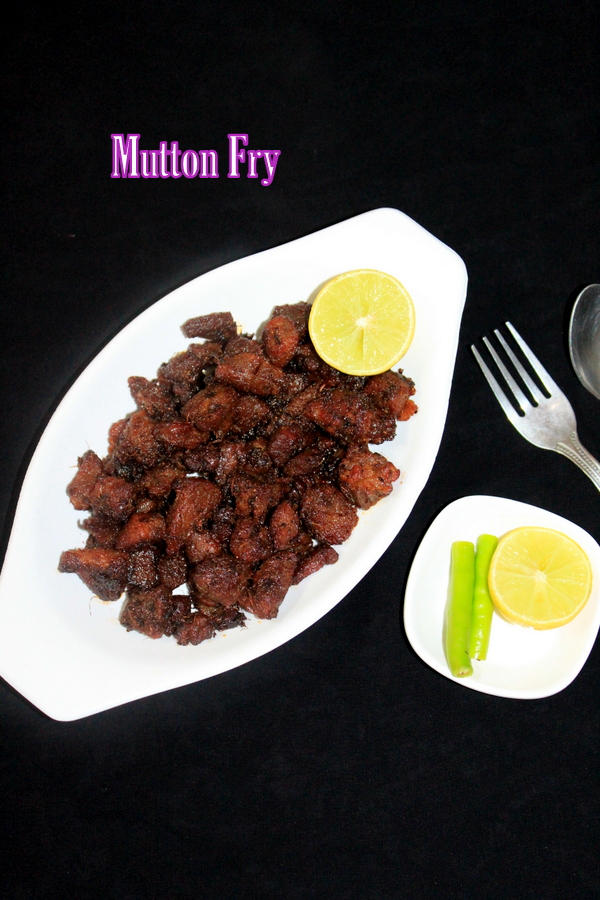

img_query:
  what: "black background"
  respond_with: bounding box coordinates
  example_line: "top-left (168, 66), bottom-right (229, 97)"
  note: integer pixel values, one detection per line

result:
top-left (2, 2), bottom-right (599, 898)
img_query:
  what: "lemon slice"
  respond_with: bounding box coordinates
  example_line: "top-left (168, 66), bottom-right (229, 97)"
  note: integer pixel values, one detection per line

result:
top-left (308, 269), bottom-right (415, 376)
top-left (488, 527), bottom-right (592, 630)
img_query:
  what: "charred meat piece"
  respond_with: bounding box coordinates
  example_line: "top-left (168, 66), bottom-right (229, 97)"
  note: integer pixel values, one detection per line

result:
top-left (292, 544), bottom-right (339, 584)
top-left (304, 388), bottom-right (396, 445)
top-left (158, 551), bottom-right (189, 590)
top-left (300, 482), bottom-right (358, 545)
top-left (230, 473), bottom-right (287, 521)
top-left (242, 552), bottom-right (298, 619)
top-left (111, 410), bottom-right (163, 471)
top-left (155, 417), bottom-right (208, 451)
top-left (120, 584), bottom-right (179, 639)
top-left (214, 352), bottom-right (286, 397)
top-left (82, 515), bottom-right (121, 549)
top-left (228, 394), bottom-right (271, 436)
top-left (338, 446), bottom-right (400, 509)
top-left (166, 478), bottom-right (222, 554)
top-left (128, 548), bottom-right (160, 590)
top-left (262, 315), bottom-right (301, 367)
top-left (189, 554), bottom-right (250, 607)
top-left (185, 530), bottom-right (221, 564)
top-left (182, 384), bottom-right (239, 440)
top-left (67, 450), bottom-right (105, 511)
top-left (267, 420), bottom-right (316, 468)
top-left (230, 517), bottom-right (273, 563)
top-left (269, 500), bottom-right (300, 550)
top-left (181, 311), bottom-right (238, 342)
top-left (223, 335), bottom-right (264, 357)
top-left (174, 611), bottom-right (217, 646)
top-left (58, 548), bottom-right (129, 601)
top-left (364, 370), bottom-right (418, 421)
top-left (157, 342), bottom-right (222, 405)
top-left (128, 376), bottom-right (177, 420)
top-left (116, 512), bottom-right (166, 550)
top-left (140, 462), bottom-right (186, 499)
top-left (271, 301), bottom-right (311, 339)
top-left (89, 476), bottom-right (137, 522)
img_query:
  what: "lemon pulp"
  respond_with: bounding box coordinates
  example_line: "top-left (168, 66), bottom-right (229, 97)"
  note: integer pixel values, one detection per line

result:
top-left (487, 526), bottom-right (592, 630)
top-left (308, 269), bottom-right (415, 376)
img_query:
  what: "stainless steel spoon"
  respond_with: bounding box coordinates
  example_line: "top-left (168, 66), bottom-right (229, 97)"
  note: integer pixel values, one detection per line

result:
top-left (568, 284), bottom-right (600, 399)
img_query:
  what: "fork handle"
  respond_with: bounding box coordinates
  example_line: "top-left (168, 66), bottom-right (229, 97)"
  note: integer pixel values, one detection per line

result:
top-left (555, 431), bottom-right (600, 492)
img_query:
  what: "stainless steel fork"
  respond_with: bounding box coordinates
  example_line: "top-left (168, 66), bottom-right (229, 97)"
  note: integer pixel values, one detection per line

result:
top-left (472, 322), bottom-right (600, 492)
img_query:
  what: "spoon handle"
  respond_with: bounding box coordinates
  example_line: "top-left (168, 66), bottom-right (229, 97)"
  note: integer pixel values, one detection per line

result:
top-left (555, 431), bottom-right (600, 492)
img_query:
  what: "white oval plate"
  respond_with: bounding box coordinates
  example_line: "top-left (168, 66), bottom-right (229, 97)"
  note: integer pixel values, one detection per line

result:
top-left (0, 208), bottom-right (467, 720)
top-left (404, 495), bottom-right (600, 699)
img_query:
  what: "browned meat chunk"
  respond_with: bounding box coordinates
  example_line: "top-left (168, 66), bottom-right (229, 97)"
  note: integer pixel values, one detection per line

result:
top-left (111, 410), bottom-right (163, 470)
top-left (262, 315), bottom-right (301, 367)
top-left (116, 512), bottom-right (166, 549)
top-left (271, 301), bottom-right (311, 338)
top-left (174, 611), bottom-right (217, 646)
top-left (300, 483), bottom-right (358, 545)
top-left (183, 444), bottom-right (221, 475)
top-left (292, 545), bottom-right (339, 584)
top-left (283, 445), bottom-right (329, 477)
top-left (128, 548), bottom-right (160, 589)
top-left (243, 552), bottom-right (298, 619)
top-left (157, 342), bottom-right (222, 405)
top-left (58, 548), bottom-right (129, 601)
top-left (267, 420), bottom-right (316, 468)
top-left (304, 389), bottom-right (396, 445)
top-left (230, 517), bottom-right (273, 563)
top-left (269, 500), bottom-right (300, 549)
top-left (210, 504), bottom-right (237, 544)
top-left (82, 515), bottom-right (120, 548)
top-left (214, 352), bottom-right (286, 397)
top-left (189, 554), bottom-right (250, 607)
top-left (242, 439), bottom-right (273, 476)
top-left (166, 478), bottom-right (222, 554)
top-left (120, 584), bottom-right (178, 639)
top-left (139, 462), bottom-right (185, 498)
top-left (157, 552), bottom-right (188, 589)
top-left (283, 384), bottom-right (321, 417)
top-left (338, 446), bottom-right (400, 509)
top-left (223, 335), bottom-right (264, 357)
top-left (107, 419), bottom-right (128, 455)
top-left (182, 384), bottom-right (239, 440)
top-left (181, 311), bottom-right (238, 342)
top-left (89, 476), bottom-right (137, 521)
top-left (67, 450), bottom-right (104, 510)
top-left (228, 394), bottom-right (271, 435)
top-left (128, 376), bottom-right (177, 420)
top-left (364, 370), bottom-right (418, 421)
top-left (215, 441), bottom-right (246, 485)
top-left (155, 418), bottom-right (208, 450)
top-left (230, 473), bottom-right (287, 521)
top-left (185, 530), bottom-right (221, 564)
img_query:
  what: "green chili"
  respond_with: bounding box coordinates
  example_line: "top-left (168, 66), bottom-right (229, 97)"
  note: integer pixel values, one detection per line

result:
top-left (444, 541), bottom-right (475, 678)
top-left (469, 534), bottom-right (498, 661)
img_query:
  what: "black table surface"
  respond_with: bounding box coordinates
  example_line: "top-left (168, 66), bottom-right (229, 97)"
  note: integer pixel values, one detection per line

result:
top-left (2, 3), bottom-right (599, 898)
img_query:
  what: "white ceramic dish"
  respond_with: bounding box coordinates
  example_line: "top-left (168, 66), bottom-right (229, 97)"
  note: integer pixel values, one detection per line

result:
top-left (404, 495), bottom-right (600, 699)
top-left (0, 207), bottom-right (467, 720)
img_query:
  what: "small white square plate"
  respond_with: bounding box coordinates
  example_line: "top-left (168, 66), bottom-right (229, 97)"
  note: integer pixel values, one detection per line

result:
top-left (404, 495), bottom-right (600, 698)
top-left (0, 208), bottom-right (467, 720)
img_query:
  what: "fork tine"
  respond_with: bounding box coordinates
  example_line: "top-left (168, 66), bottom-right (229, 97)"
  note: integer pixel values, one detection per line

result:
top-left (482, 335), bottom-right (531, 410)
top-left (471, 345), bottom-right (523, 427)
top-left (505, 321), bottom-right (562, 395)
top-left (494, 329), bottom-right (545, 403)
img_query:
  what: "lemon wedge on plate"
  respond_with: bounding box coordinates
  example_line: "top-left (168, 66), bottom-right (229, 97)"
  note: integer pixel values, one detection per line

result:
top-left (488, 526), bottom-right (592, 630)
top-left (308, 269), bottom-right (415, 376)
